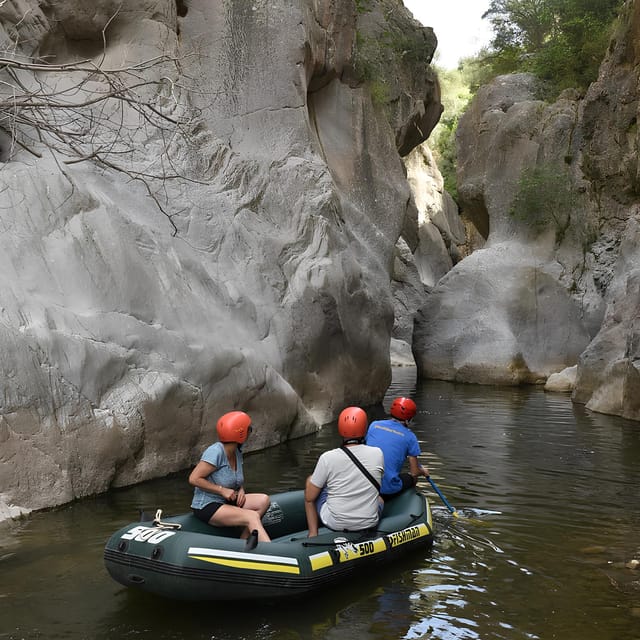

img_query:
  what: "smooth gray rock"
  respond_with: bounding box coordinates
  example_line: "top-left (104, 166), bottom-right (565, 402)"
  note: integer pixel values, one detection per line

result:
top-left (574, 219), bottom-right (640, 419)
top-left (414, 73), bottom-right (598, 386)
top-left (545, 366), bottom-right (577, 393)
top-left (391, 142), bottom-right (467, 360)
top-left (413, 242), bottom-right (591, 384)
top-left (0, 0), bottom-right (441, 518)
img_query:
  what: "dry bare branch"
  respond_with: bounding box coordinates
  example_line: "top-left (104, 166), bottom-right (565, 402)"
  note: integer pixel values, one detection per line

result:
top-left (0, 43), bottom-right (210, 234)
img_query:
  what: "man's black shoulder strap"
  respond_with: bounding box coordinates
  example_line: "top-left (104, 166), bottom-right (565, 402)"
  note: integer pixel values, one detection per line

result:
top-left (340, 445), bottom-right (381, 492)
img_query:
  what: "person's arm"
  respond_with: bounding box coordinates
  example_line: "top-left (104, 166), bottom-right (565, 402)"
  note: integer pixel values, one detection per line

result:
top-left (235, 486), bottom-right (246, 507)
top-left (304, 476), bottom-right (322, 537)
top-left (235, 453), bottom-right (247, 506)
top-left (408, 456), bottom-right (429, 479)
top-left (189, 461), bottom-right (237, 502)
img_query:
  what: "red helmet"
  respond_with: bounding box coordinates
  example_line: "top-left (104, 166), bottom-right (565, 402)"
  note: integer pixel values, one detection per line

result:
top-left (216, 411), bottom-right (252, 444)
top-left (338, 407), bottom-right (368, 439)
top-left (390, 397), bottom-right (417, 421)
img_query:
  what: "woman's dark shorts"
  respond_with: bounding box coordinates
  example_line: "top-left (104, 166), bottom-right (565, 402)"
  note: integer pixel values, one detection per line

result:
top-left (192, 501), bottom-right (224, 524)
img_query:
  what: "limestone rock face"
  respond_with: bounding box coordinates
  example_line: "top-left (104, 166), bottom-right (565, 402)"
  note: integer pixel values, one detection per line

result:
top-left (414, 73), bottom-right (597, 384)
top-left (414, 242), bottom-right (591, 384)
top-left (573, 218), bottom-right (640, 419)
top-left (413, 0), bottom-right (640, 422)
top-left (571, 2), bottom-right (640, 419)
top-left (405, 144), bottom-right (466, 286)
top-left (0, 0), bottom-right (441, 517)
top-left (390, 143), bottom-right (467, 365)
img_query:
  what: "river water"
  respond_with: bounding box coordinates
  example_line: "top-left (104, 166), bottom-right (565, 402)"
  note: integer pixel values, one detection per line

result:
top-left (1, 368), bottom-right (640, 640)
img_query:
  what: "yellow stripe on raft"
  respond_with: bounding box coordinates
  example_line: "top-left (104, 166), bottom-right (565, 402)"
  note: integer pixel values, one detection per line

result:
top-left (309, 523), bottom-right (431, 572)
top-left (387, 523), bottom-right (430, 548)
top-left (189, 555), bottom-right (301, 574)
top-left (310, 537), bottom-right (386, 572)
top-left (336, 537), bottom-right (387, 562)
top-left (309, 552), bottom-right (333, 571)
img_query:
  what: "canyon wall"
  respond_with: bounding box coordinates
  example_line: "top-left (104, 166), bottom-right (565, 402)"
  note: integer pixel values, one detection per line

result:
top-left (413, 0), bottom-right (640, 421)
top-left (0, 0), bottom-right (441, 517)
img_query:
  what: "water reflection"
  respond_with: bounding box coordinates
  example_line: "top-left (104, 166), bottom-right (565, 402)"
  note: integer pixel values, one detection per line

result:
top-left (1, 371), bottom-right (640, 640)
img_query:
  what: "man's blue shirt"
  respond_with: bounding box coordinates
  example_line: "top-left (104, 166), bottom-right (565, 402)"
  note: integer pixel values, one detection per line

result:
top-left (365, 418), bottom-right (421, 495)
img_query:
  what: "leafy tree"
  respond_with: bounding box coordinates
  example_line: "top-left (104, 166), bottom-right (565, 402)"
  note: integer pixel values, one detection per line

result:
top-left (484, 0), bottom-right (556, 52)
top-left (481, 0), bottom-right (624, 95)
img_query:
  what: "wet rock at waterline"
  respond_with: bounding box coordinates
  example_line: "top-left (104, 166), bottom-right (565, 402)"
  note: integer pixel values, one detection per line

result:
top-left (544, 366), bottom-right (577, 393)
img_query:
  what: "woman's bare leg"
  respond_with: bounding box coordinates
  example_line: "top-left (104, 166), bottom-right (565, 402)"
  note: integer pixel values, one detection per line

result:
top-left (210, 501), bottom-right (271, 542)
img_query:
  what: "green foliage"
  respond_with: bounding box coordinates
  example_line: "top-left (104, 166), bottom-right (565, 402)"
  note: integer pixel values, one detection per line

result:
top-left (355, 0), bottom-right (373, 14)
top-left (387, 32), bottom-right (433, 67)
top-left (457, 48), bottom-right (511, 92)
top-left (430, 66), bottom-right (474, 201)
top-left (369, 79), bottom-right (390, 105)
top-left (433, 123), bottom-right (458, 199)
top-left (480, 0), bottom-right (624, 97)
top-left (353, 31), bottom-right (393, 105)
top-left (353, 31), bottom-right (376, 83)
top-left (509, 164), bottom-right (578, 242)
top-left (353, 21), bottom-right (432, 108)
top-left (354, 29), bottom-right (432, 84)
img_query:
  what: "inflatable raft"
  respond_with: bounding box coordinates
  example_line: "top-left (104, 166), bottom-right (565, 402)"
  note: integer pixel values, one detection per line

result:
top-left (104, 487), bottom-right (433, 601)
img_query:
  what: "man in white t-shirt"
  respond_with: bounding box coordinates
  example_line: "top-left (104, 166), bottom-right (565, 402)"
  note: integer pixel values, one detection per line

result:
top-left (304, 406), bottom-right (384, 537)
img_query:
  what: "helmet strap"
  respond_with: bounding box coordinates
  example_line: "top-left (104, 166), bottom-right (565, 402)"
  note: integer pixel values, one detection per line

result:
top-left (343, 437), bottom-right (365, 445)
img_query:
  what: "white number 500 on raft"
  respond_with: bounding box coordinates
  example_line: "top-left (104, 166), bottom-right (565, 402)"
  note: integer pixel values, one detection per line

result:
top-left (121, 525), bottom-right (177, 544)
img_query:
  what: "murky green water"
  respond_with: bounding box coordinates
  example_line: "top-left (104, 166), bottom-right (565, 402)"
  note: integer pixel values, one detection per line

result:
top-left (1, 369), bottom-right (639, 639)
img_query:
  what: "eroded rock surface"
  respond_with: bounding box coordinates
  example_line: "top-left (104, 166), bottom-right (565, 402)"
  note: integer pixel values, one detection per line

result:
top-left (413, 73), bottom-right (598, 384)
top-left (414, 0), bottom-right (640, 408)
top-left (0, 0), bottom-right (441, 517)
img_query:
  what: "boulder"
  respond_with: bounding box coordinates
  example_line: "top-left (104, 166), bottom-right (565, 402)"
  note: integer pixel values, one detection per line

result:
top-left (545, 366), bottom-right (577, 393)
top-left (414, 73), bottom-right (600, 385)
top-left (413, 243), bottom-right (591, 384)
top-left (573, 218), bottom-right (640, 419)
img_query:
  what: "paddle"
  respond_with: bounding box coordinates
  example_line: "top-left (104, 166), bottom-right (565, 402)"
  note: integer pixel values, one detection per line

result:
top-left (426, 476), bottom-right (459, 518)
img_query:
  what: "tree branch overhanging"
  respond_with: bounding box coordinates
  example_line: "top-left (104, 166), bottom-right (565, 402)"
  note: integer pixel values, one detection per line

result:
top-left (0, 49), bottom-right (211, 234)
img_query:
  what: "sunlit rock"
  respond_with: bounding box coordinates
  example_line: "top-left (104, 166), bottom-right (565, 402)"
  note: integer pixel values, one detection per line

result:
top-left (414, 67), bottom-right (611, 386)
top-left (413, 242), bottom-right (591, 384)
top-left (404, 143), bottom-right (466, 286)
top-left (545, 366), bottom-right (577, 393)
top-left (390, 143), bottom-right (467, 368)
top-left (0, 497), bottom-right (30, 521)
top-left (390, 338), bottom-right (416, 367)
top-left (0, 0), bottom-right (441, 517)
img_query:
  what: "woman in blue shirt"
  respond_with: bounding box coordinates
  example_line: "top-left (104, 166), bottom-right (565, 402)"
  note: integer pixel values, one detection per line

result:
top-left (189, 411), bottom-right (271, 542)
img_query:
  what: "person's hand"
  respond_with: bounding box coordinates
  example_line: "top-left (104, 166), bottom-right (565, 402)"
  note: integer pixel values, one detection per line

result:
top-left (307, 529), bottom-right (318, 538)
top-left (224, 488), bottom-right (238, 503)
top-left (236, 487), bottom-right (246, 507)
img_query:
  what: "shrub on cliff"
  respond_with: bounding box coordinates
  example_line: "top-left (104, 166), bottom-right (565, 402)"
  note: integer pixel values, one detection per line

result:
top-left (510, 165), bottom-right (575, 237)
top-left (509, 163), bottom-right (596, 248)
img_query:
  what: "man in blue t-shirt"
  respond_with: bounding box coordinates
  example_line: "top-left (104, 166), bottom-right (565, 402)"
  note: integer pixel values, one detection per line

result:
top-left (365, 397), bottom-right (429, 499)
